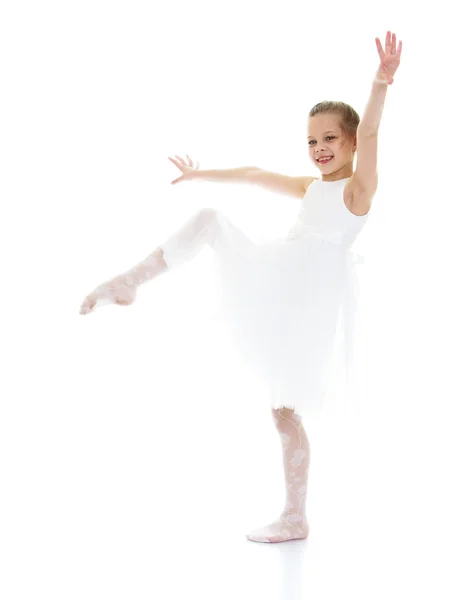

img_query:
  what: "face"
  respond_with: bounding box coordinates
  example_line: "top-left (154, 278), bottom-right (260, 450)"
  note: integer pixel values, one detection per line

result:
top-left (307, 114), bottom-right (357, 179)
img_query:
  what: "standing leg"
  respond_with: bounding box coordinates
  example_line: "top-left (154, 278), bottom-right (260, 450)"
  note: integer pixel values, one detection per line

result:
top-left (246, 406), bottom-right (310, 543)
top-left (79, 208), bottom-right (226, 315)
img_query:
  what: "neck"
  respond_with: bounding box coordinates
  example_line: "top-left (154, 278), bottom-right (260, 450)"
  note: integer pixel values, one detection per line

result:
top-left (321, 166), bottom-right (353, 182)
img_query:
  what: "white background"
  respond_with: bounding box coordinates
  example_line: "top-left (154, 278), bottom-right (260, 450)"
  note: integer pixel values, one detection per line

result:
top-left (1, 1), bottom-right (462, 598)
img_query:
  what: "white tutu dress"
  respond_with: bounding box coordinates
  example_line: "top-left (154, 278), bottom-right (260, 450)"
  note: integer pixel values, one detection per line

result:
top-left (160, 177), bottom-right (369, 418)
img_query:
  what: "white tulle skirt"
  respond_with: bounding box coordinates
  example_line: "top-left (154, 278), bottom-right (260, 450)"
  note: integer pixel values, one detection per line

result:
top-left (160, 209), bottom-right (367, 419)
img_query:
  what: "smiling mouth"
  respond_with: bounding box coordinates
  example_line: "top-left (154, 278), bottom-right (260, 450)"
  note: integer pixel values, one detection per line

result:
top-left (317, 157), bottom-right (333, 163)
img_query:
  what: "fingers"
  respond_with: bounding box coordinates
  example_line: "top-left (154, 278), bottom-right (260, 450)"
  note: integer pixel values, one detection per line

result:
top-left (389, 32), bottom-right (400, 55)
top-left (168, 156), bottom-right (184, 184)
top-left (168, 156), bottom-right (179, 167)
top-left (376, 32), bottom-right (402, 59)
top-left (168, 154), bottom-right (199, 176)
top-left (185, 155), bottom-right (200, 169)
top-left (375, 37), bottom-right (384, 57)
top-left (168, 155), bottom-right (187, 166)
top-left (386, 30), bottom-right (391, 53)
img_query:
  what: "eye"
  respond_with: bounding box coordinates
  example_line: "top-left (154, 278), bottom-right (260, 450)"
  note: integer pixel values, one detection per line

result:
top-left (308, 136), bottom-right (335, 146)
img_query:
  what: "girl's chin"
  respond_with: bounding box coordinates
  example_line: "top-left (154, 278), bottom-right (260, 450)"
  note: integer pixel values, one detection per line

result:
top-left (315, 159), bottom-right (335, 167)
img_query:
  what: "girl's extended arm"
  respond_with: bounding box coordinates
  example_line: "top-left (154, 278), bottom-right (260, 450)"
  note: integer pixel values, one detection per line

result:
top-left (168, 156), bottom-right (312, 199)
top-left (352, 32), bottom-right (403, 208)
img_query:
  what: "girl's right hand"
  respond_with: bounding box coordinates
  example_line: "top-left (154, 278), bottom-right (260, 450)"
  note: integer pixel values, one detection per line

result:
top-left (168, 154), bottom-right (200, 185)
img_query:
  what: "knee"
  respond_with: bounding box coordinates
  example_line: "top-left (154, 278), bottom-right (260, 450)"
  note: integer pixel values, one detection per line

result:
top-left (191, 208), bottom-right (222, 233)
top-left (273, 406), bottom-right (295, 418)
top-left (197, 207), bottom-right (220, 222)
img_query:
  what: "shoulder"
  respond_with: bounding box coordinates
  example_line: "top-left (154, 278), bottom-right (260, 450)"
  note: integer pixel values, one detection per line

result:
top-left (303, 176), bottom-right (320, 193)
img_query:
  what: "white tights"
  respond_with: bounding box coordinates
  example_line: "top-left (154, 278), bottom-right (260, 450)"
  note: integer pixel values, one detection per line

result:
top-left (79, 208), bottom-right (310, 542)
top-left (246, 407), bottom-right (310, 543)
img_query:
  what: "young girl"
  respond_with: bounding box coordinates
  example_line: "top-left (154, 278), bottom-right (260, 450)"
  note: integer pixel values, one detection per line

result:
top-left (79, 32), bottom-right (402, 543)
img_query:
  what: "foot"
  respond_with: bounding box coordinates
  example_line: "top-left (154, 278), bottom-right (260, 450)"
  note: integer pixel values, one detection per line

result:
top-left (246, 514), bottom-right (309, 543)
top-left (79, 275), bottom-right (138, 315)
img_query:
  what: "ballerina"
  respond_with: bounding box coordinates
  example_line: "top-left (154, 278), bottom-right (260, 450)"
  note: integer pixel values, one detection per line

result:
top-left (79, 31), bottom-right (402, 543)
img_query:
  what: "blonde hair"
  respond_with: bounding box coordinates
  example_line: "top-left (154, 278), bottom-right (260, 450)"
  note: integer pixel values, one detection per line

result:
top-left (308, 101), bottom-right (360, 143)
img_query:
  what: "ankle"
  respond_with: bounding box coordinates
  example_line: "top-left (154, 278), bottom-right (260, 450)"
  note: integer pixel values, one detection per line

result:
top-left (121, 249), bottom-right (168, 288)
top-left (281, 510), bottom-right (307, 524)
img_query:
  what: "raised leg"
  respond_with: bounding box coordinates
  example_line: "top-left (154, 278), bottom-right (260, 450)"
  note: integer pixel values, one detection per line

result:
top-left (246, 406), bottom-right (310, 543)
top-left (79, 208), bottom-right (224, 315)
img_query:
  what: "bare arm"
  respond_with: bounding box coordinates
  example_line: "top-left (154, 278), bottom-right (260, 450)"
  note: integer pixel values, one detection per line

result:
top-left (194, 166), bottom-right (259, 184)
top-left (194, 166), bottom-right (313, 200)
top-left (168, 156), bottom-right (313, 199)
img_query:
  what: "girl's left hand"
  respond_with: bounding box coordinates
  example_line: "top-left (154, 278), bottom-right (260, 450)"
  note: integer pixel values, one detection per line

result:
top-left (375, 31), bottom-right (402, 85)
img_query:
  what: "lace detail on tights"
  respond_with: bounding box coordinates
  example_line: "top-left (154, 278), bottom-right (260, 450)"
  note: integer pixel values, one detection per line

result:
top-left (246, 407), bottom-right (310, 543)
